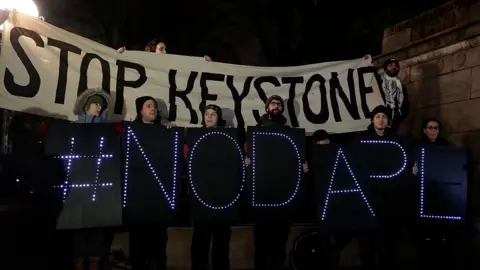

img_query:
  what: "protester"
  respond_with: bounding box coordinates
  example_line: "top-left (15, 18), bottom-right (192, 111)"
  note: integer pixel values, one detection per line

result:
top-left (2, 113), bottom-right (64, 270)
top-left (419, 118), bottom-right (449, 145)
top-left (244, 95), bottom-right (308, 270)
top-left (118, 38), bottom-right (212, 61)
top-left (412, 118), bottom-right (449, 175)
top-left (355, 104), bottom-right (398, 270)
top-left (128, 96), bottom-right (172, 270)
top-left (362, 105), bottom-right (392, 137)
top-left (412, 118), bottom-right (456, 270)
top-left (186, 104), bottom-right (232, 270)
top-left (380, 58), bottom-right (409, 133)
top-left (72, 88), bottom-right (112, 270)
top-left (311, 129), bottom-right (330, 145)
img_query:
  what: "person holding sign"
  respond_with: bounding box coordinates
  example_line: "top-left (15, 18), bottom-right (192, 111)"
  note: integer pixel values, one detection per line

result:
top-left (72, 88), bottom-right (112, 270)
top-left (412, 118), bottom-right (449, 176)
top-left (356, 105), bottom-right (398, 270)
top-left (361, 105), bottom-right (393, 137)
top-left (128, 95), bottom-right (173, 270)
top-left (246, 95), bottom-right (309, 270)
top-left (187, 104), bottom-right (232, 270)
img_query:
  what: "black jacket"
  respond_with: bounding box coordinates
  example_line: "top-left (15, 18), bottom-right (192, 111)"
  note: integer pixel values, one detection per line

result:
top-left (256, 113), bottom-right (289, 128)
top-left (419, 136), bottom-right (450, 146)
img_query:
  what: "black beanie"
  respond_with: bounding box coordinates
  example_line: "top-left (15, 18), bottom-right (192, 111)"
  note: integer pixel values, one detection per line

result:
top-left (265, 95), bottom-right (285, 113)
top-left (203, 104), bottom-right (226, 127)
top-left (135, 96), bottom-right (158, 118)
top-left (382, 58), bottom-right (399, 70)
top-left (370, 105), bottom-right (392, 121)
top-left (312, 129), bottom-right (329, 142)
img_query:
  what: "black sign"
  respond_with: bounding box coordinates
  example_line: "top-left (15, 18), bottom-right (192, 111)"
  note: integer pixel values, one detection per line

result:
top-left (246, 127), bottom-right (306, 221)
top-left (45, 123), bottom-right (122, 229)
top-left (416, 145), bottom-right (467, 227)
top-left (122, 123), bottom-right (184, 225)
top-left (312, 145), bottom-right (376, 231)
top-left (41, 123), bottom-right (468, 230)
top-left (187, 128), bottom-right (246, 223)
top-left (358, 137), bottom-right (416, 224)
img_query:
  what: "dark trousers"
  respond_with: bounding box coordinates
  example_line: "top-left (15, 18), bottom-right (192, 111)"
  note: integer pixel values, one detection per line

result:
top-left (357, 229), bottom-right (397, 270)
top-left (419, 231), bottom-right (455, 270)
top-left (254, 222), bottom-right (291, 270)
top-left (72, 229), bottom-right (108, 260)
top-left (191, 224), bottom-right (232, 270)
top-left (129, 225), bottom-right (168, 270)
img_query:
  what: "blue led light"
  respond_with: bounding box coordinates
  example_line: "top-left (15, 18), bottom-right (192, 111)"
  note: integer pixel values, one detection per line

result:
top-left (251, 131), bottom-right (302, 207)
top-left (188, 131), bottom-right (246, 210)
top-left (360, 140), bottom-right (407, 178)
top-left (54, 137), bottom-right (113, 202)
top-left (321, 148), bottom-right (375, 221)
top-left (123, 126), bottom-right (179, 209)
top-left (419, 148), bottom-right (461, 220)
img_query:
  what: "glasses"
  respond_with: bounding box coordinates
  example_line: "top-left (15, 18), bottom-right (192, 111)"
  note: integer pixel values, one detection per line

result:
top-left (427, 126), bottom-right (439, 130)
top-left (270, 101), bottom-right (282, 106)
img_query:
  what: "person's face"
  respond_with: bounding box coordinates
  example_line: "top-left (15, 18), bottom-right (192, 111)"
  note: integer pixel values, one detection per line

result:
top-left (385, 62), bottom-right (399, 77)
top-left (204, 109), bottom-right (218, 128)
top-left (268, 100), bottom-right (283, 115)
top-left (141, 100), bottom-right (158, 123)
top-left (155, 42), bottom-right (167, 54)
top-left (86, 102), bottom-right (102, 116)
top-left (315, 139), bottom-right (330, 145)
top-left (373, 113), bottom-right (388, 130)
top-left (423, 121), bottom-right (440, 141)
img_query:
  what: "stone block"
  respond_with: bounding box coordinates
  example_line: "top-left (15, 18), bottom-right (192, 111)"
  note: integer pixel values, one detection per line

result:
top-left (417, 69), bottom-right (471, 107)
top-left (472, 66), bottom-right (480, 99)
top-left (418, 98), bottom-right (480, 133)
top-left (453, 45), bottom-right (480, 71)
top-left (465, 21), bottom-right (480, 38)
top-left (382, 28), bottom-right (412, 54)
top-left (410, 54), bottom-right (453, 82)
top-left (398, 68), bottom-right (411, 84)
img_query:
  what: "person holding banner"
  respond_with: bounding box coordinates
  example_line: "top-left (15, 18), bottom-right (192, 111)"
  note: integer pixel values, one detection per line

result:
top-left (72, 88), bottom-right (113, 270)
top-left (128, 95), bottom-right (172, 270)
top-left (117, 38), bottom-right (212, 62)
top-left (380, 58), bottom-right (409, 134)
top-left (187, 104), bottom-right (232, 270)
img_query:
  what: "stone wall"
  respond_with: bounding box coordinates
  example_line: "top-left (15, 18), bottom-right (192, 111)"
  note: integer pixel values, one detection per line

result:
top-left (377, 0), bottom-right (480, 63)
top-left (375, 6), bottom-right (480, 215)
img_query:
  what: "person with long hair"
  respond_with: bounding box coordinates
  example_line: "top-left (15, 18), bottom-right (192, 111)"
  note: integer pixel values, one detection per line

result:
top-left (118, 38), bottom-right (212, 61)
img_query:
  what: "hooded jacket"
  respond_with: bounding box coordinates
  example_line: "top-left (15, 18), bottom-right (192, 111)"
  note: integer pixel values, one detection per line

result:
top-left (73, 88), bottom-right (111, 123)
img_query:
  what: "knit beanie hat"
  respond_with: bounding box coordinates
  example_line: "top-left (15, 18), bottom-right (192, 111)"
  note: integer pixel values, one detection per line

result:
top-left (135, 96), bottom-right (157, 114)
top-left (382, 58), bottom-right (399, 70)
top-left (135, 96), bottom-right (158, 120)
top-left (312, 129), bottom-right (329, 142)
top-left (203, 104), bottom-right (226, 127)
top-left (265, 95), bottom-right (285, 113)
top-left (370, 105), bottom-right (392, 121)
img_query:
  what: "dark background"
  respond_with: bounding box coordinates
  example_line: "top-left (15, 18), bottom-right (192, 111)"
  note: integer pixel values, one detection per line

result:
top-left (33, 0), bottom-right (457, 66)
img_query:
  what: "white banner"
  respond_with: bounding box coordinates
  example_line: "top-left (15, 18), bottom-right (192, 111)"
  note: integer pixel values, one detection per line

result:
top-left (0, 12), bottom-right (384, 133)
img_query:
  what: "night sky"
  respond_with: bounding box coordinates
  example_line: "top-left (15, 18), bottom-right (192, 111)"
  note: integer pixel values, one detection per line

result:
top-left (33, 0), bottom-right (450, 66)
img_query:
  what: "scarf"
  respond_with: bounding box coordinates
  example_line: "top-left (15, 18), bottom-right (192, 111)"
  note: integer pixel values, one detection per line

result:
top-left (381, 73), bottom-right (404, 119)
